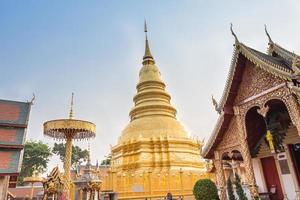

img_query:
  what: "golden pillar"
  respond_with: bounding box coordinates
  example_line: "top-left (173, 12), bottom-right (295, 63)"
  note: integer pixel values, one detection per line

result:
top-left (63, 136), bottom-right (73, 197)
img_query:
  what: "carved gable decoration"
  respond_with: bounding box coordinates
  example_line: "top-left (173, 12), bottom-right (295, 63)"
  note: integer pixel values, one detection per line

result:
top-left (217, 117), bottom-right (240, 152)
top-left (234, 60), bottom-right (284, 104)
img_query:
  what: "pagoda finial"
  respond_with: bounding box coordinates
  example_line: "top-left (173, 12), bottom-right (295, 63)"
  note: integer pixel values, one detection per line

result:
top-left (264, 24), bottom-right (273, 45)
top-left (230, 23), bottom-right (239, 44)
top-left (69, 93), bottom-right (74, 119)
top-left (143, 20), bottom-right (155, 65)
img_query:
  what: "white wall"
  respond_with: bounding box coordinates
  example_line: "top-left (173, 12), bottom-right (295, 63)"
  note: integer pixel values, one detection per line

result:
top-left (281, 174), bottom-right (296, 199)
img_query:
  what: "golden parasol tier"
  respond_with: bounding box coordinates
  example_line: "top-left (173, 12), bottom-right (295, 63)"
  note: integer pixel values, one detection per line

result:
top-left (44, 119), bottom-right (96, 140)
top-left (24, 174), bottom-right (44, 200)
top-left (43, 94), bottom-right (96, 200)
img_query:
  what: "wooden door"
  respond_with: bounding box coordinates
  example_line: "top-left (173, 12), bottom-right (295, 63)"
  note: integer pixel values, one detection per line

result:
top-left (261, 156), bottom-right (284, 200)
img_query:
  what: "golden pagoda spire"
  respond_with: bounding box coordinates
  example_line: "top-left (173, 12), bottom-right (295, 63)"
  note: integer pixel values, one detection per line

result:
top-left (127, 22), bottom-right (177, 122)
top-left (143, 20), bottom-right (155, 65)
top-left (69, 93), bottom-right (74, 119)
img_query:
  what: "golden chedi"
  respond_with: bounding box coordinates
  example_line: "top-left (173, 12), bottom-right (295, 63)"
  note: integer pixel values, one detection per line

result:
top-left (106, 24), bottom-right (210, 199)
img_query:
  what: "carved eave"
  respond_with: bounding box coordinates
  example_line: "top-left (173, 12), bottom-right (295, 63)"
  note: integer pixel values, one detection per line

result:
top-left (268, 43), bottom-right (295, 64)
top-left (202, 113), bottom-right (224, 158)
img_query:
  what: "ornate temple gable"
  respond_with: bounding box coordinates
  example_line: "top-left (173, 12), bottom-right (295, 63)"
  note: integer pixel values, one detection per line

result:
top-left (216, 116), bottom-right (241, 153)
top-left (217, 43), bottom-right (291, 115)
top-left (234, 60), bottom-right (285, 105)
top-left (204, 41), bottom-right (294, 159)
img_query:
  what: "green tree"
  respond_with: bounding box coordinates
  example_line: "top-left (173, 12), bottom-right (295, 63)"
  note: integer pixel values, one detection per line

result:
top-left (100, 154), bottom-right (112, 166)
top-left (52, 143), bottom-right (89, 169)
top-left (227, 177), bottom-right (237, 200)
top-left (19, 141), bottom-right (52, 185)
top-left (234, 173), bottom-right (247, 200)
top-left (193, 179), bottom-right (219, 200)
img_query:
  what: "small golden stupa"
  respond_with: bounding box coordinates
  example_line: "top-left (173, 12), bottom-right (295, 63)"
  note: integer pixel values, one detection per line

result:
top-left (105, 22), bottom-right (210, 199)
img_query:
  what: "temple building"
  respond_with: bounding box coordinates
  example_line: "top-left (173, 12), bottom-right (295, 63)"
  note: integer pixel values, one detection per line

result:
top-left (102, 24), bottom-right (211, 199)
top-left (0, 98), bottom-right (32, 199)
top-left (203, 25), bottom-right (300, 200)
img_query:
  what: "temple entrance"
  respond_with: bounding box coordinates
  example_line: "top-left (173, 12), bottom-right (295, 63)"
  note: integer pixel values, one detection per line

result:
top-left (260, 156), bottom-right (284, 200)
top-left (289, 143), bottom-right (300, 187)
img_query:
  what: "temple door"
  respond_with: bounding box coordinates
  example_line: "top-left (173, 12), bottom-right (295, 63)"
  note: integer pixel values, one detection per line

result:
top-left (261, 156), bottom-right (284, 200)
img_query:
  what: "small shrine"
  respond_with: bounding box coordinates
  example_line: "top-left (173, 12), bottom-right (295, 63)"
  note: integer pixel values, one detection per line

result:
top-left (73, 148), bottom-right (102, 200)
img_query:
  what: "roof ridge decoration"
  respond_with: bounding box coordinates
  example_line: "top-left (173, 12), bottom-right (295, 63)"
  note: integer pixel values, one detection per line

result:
top-left (230, 23), bottom-right (239, 45)
top-left (264, 25), bottom-right (299, 62)
top-left (216, 40), bottom-right (240, 112)
top-left (239, 44), bottom-right (292, 78)
top-left (264, 24), bottom-right (274, 55)
top-left (264, 24), bottom-right (273, 45)
top-left (212, 95), bottom-right (221, 114)
top-left (214, 24), bottom-right (240, 112)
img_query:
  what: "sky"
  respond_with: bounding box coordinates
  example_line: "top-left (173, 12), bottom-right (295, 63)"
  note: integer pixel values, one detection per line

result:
top-left (1, 0), bottom-right (300, 172)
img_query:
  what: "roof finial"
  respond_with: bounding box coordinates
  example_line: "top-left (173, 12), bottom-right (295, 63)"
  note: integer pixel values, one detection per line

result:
top-left (30, 93), bottom-right (36, 105)
top-left (69, 93), bottom-right (74, 119)
top-left (230, 23), bottom-right (239, 44)
top-left (264, 24), bottom-right (273, 45)
top-left (212, 95), bottom-right (221, 114)
top-left (143, 20), bottom-right (155, 65)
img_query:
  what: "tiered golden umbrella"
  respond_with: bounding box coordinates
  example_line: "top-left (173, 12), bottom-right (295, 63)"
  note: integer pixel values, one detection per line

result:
top-left (24, 171), bottom-right (44, 200)
top-left (43, 94), bottom-right (96, 199)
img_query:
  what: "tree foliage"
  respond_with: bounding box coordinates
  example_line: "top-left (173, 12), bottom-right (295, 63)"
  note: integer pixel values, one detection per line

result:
top-left (234, 173), bottom-right (247, 200)
top-left (227, 177), bottom-right (237, 200)
top-left (193, 179), bottom-right (219, 200)
top-left (100, 154), bottom-right (112, 166)
top-left (52, 143), bottom-right (89, 169)
top-left (19, 141), bottom-right (52, 185)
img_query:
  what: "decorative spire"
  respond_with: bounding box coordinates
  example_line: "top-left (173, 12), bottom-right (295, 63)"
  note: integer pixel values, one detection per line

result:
top-left (264, 24), bottom-right (273, 45)
top-left (143, 20), bottom-right (155, 65)
top-left (69, 93), bottom-right (74, 119)
top-left (230, 23), bottom-right (239, 44)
